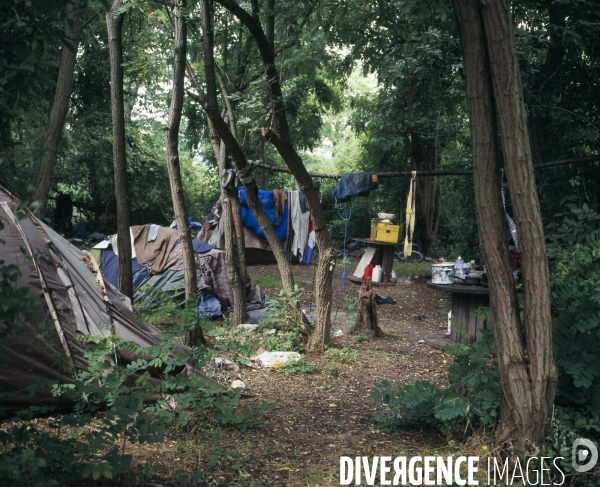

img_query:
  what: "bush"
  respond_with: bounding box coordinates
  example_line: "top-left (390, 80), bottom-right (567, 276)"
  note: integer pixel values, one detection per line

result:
top-left (370, 330), bottom-right (500, 432)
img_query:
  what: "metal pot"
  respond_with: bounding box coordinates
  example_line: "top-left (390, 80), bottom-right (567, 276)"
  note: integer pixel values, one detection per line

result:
top-left (431, 263), bottom-right (454, 284)
top-left (464, 275), bottom-right (482, 286)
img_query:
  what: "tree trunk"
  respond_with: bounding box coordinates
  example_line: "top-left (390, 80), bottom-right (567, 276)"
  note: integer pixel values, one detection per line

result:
top-left (0, 116), bottom-right (17, 196)
top-left (106, 0), bottom-right (133, 301)
top-left (480, 0), bottom-right (557, 446)
top-left (410, 131), bottom-right (441, 255)
top-left (217, 138), bottom-right (247, 325)
top-left (196, 0), bottom-right (295, 298)
top-left (453, 0), bottom-right (556, 449)
top-left (32, 0), bottom-right (82, 217)
top-left (213, 0), bottom-right (336, 351)
top-left (354, 279), bottom-right (381, 338)
top-left (165, 0), bottom-right (202, 344)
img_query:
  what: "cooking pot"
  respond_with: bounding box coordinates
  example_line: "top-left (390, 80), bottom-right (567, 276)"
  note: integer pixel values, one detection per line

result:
top-left (431, 262), bottom-right (454, 284)
top-left (463, 275), bottom-right (482, 286)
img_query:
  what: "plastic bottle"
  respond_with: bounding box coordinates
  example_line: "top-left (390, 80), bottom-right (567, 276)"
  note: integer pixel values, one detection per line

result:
top-left (372, 265), bottom-right (382, 283)
top-left (363, 264), bottom-right (374, 281)
top-left (454, 256), bottom-right (465, 278)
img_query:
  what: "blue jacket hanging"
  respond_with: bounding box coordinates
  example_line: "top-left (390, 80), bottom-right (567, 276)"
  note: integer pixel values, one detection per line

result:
top-left (333, 172), bottom-right (378, 202)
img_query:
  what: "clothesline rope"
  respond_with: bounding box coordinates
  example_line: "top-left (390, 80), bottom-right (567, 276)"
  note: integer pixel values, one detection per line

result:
top-left (251, 155), bottom-right (600, 180)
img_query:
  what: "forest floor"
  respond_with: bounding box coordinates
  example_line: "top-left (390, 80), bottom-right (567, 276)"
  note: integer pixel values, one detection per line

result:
top-left (128, 259), bottom-right (469, 486)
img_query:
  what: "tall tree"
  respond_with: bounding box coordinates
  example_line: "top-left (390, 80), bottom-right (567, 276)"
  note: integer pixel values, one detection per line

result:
top-left (165, 0), bottom-right (202, 343)
top-left (191, 0), bottom-right (297, 300)
top-left (32, 0), bottom-right (84, 216)
top-left (214, 0), bottom-right (337, 351)
top-left (106, 0), bottom-right (133, 300)
top-left (453, 0), bottom-right (556, 447)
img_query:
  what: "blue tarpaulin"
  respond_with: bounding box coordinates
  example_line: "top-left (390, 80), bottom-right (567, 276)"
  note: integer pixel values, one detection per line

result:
top-left (238, 187), bottom-right (288, 241)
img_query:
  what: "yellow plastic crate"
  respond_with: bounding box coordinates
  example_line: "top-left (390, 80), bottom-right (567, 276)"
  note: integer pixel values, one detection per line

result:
top-left (376, 223), bottom-right (400, 243)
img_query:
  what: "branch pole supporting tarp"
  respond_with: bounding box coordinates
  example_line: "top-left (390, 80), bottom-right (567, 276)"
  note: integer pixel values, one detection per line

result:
top-left (252, 155), bottom-right (600, 180)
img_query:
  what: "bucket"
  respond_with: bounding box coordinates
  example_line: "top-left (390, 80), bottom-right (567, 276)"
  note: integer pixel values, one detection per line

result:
top-left (431, 262), bottom-right (454, 284)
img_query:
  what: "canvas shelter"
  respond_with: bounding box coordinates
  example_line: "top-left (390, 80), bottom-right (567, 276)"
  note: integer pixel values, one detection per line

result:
top-left (91, 224), bottom-right (267, 317)
top-left (0, 187), bottom-right (220, 414)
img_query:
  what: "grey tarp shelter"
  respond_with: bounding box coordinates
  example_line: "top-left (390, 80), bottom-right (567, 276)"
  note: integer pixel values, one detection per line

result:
top-left (0, 187), bottom-right (220, 414)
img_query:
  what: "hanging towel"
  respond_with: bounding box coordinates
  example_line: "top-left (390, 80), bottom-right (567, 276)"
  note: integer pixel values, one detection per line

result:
top-left (148, 224), bottom-right (161, 242)
top-left (273, 190), bottom-right (287, 225)
top-left (289, 191), bottom-right (310, 258)
top-left (333, 172), bottom-right (378, 202)
top-left (404, 171), bottom-right (417, 257)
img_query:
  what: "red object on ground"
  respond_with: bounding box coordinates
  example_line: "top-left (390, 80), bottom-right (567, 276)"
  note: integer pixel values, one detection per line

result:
top-left (363, 264), bottom-right (374, 281)
top-left (510, 252), bottom-right (519, 271)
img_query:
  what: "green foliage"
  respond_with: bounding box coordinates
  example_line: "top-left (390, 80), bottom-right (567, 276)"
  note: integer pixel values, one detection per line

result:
top-left (325, 347), bottom-right (359, 363)
top-left (278, 359), bottom-right (318, 375)
top-left (0, 229), bottom-right (271, 485)
top-left (258, 285), bottom-right (307, 352)
top-left (370, 331), bottom-right (500, 432)
top-left (547, 204), bottom-right (600, 416)
top-left (542, 406), bottom-right (600, 484)
top-left (352, 333), bottom-right (368, 344)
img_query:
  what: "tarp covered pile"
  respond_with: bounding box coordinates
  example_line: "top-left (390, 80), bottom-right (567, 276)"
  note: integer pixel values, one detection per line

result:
top-left (92, 224), bottom-right (266, 317)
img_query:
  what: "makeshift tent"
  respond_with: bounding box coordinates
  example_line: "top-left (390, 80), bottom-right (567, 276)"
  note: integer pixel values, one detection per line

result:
top-left (0, 187), bottom-right (221, 414)
top-left (198, 188), bottom-right (315, 265)
top-left (92, 224), bottom-right (266, 317)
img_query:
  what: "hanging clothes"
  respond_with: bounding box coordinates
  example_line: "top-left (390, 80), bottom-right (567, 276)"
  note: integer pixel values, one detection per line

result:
top-left (289, 191), bottom-right (310, 258)
top-left (301, 221), bottom-right (316, 265)
top-left (404, 171), bottom-right (417, 257)
top-left (273, 190), bottom-right (287, 225)
top-left (333, 172), bottom-right (378, 202)
top-left (500, 169), bottom-right (520, 252)
top-left (238, 187), bottom-right (288, 242)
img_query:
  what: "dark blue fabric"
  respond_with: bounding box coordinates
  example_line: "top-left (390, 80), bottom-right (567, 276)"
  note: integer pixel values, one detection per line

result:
top-left (100, 250), bottom-right (144, 288)
top-left (299, 191), bottom-right (308, 213)
top-left (100, 250), bottom-right (119, 288)
top-left (198, 289), bottom-right (223, 318)
top-left (72, 219), bottom-right (87, 239)
top-left (131, 256), bottom-right (143, 275)
top-left (333, 172), bottom-right (378, 202)
top-left (132, 266), bottom-right (149, 289)
top-left (174, 238), bottom-right (213, 254)
top-left (238, 187), bottom-right (288, 241)
top-left (187, 217), bottom-right (203, 229)
top-left (375, 294), bottom-right (397, 305)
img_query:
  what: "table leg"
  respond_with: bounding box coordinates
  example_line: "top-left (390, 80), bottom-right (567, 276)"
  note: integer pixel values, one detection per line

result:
top-left (381, 246), bottom-right (394, 282)
top-left (450, 293), bottom-right (492, 344)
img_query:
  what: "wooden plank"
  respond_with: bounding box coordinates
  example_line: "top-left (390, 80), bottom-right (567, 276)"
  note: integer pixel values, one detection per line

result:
top-left (353, 246), bottom-right (376, 279)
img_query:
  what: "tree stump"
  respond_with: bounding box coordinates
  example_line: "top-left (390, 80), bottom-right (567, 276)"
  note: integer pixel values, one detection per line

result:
top-left (354, 278), bottom-right (381, 338)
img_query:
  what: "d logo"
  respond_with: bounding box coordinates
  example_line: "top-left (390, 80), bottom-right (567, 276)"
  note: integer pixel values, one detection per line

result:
top-left (572, 438), bottom-right (598, 473)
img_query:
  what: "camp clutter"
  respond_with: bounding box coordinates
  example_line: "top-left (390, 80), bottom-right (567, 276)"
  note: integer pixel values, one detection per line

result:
top-left (92, 223), bottom-right (266, 318)
top-left (198, 187), bottom-right (316, 265)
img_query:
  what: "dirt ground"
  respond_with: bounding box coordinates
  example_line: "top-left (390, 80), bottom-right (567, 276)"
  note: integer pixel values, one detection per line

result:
top-left (129, 260), bottom-right (459, 486)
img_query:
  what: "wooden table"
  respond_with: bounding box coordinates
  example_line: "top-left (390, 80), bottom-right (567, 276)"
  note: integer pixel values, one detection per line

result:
top-left (426, 280), bottom-right (493, 345)
top-left (349, 238), bottom-right (397, 285)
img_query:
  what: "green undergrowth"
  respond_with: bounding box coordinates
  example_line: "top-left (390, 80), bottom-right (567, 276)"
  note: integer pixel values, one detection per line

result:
top-left (0, 205), bottom-right (274, 486)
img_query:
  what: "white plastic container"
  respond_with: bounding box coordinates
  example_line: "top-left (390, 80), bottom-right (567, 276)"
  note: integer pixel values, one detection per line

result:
top-left (372, 264), bottom-right (383, 283)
